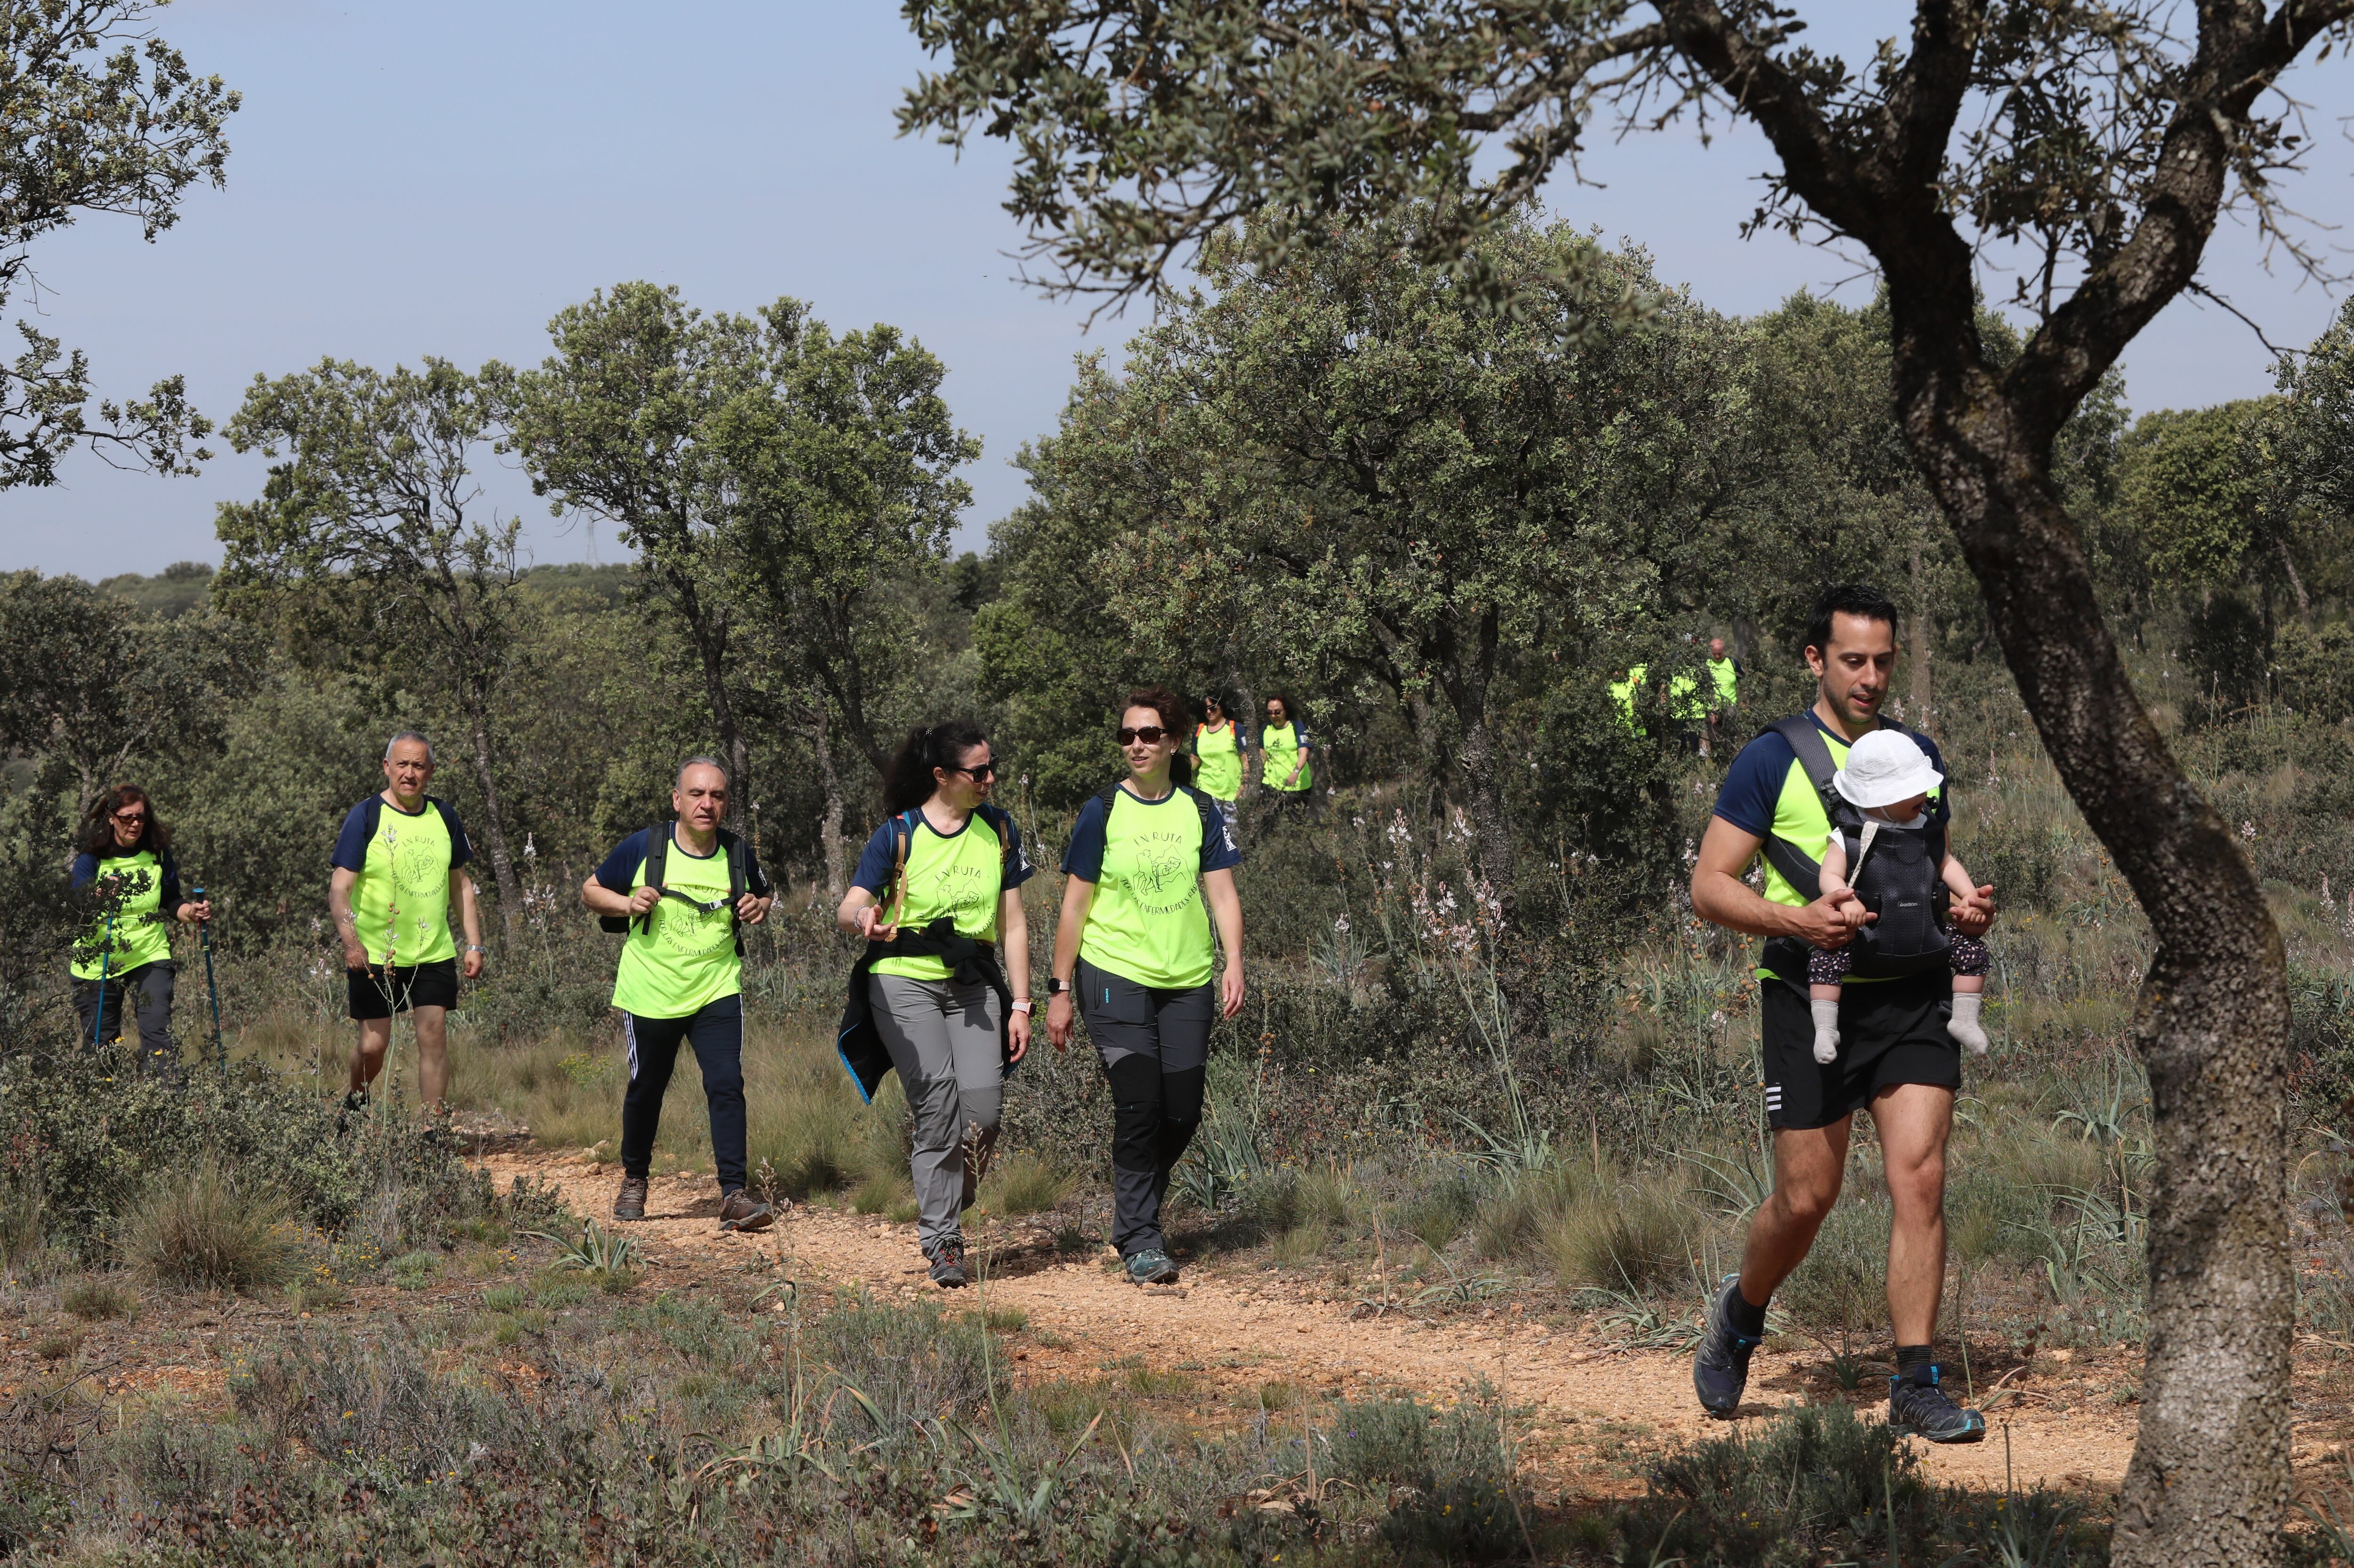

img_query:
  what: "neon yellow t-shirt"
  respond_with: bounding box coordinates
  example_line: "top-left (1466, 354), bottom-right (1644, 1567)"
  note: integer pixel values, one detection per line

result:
top-left (1261, 722), bottom-right (1312, 792)
top-left (868, 810), bottom-right (1014, 982)
top-left (1192, 721), bottom-right (1243, 801)
top-left (607, 828), bottom-right (744, 1018)
top-left (339, 797), bottom-right (461, 966)
top-left (1066, 785), bottom-right (1240, 991)
top-left (72, 850), bottom-right (172, 980)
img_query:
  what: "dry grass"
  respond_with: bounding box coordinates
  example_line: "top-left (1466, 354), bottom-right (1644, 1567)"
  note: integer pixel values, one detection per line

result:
top-left (121, 1163), bottom-right (304, 1294)
top-left (1541, 1173), bottom-right (1705, 1295)
top-left (983, 1153), bottom-right (1072, 1216)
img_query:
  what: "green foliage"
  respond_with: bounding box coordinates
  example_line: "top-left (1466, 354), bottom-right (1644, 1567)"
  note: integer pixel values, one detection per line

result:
top-left (121, 1160), bottom-right (303, 1293)
top-left (1323, 1387), bottom-right (1531, 1563)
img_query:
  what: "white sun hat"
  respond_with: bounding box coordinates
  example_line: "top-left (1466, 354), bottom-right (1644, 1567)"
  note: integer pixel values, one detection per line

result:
top-left (1832, 729), bottom-right (1943, 810)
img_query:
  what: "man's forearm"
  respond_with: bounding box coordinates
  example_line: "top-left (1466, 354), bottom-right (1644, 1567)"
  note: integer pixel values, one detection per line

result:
top-left (1690, 872), bottom-right (1808, 941)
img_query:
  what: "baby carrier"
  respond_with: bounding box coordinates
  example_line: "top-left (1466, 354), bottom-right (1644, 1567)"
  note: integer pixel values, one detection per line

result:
top-left (1761, 715), bottom-right (1951, 980)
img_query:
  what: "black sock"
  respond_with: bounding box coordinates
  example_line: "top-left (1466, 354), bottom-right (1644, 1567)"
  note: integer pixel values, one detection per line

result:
top-left (1895, 1343), bottom-right (1934, 1380)
top-left (1727, 1285), bottom-right (1768, 1339)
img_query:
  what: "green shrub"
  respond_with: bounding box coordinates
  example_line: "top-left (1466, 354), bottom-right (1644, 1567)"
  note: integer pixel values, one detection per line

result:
top-left (1323, 1387), bottom-right (1530, 1563)
top-left (1472, 1165), bottom-right (1580, 1259)
top-left (122, 1163), bottom-right (304, 1293)
top-left (805, 1295), bottom-right (989, 1430)
top-left (1775, 1189), bottom-right (1890, 1359)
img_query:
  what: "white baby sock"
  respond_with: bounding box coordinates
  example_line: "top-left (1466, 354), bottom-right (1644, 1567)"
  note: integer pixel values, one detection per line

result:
top-left (1810, 998), bottom-right (1841, 1065)
top-left (1949, 993), bottom-right (1989, 1056)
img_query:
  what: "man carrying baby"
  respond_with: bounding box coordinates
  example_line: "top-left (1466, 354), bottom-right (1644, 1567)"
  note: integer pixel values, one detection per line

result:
top-left (1685, 583), bottom-right (1997, 1448)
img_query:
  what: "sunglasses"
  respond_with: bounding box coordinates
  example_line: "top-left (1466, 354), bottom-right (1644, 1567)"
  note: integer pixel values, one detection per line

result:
top-left (113, 811), bottom-right (146, 825)
top-left (945, 759), bottom-right (1000, 780)
top-left (1115, 726), bottom-right (1171, 746)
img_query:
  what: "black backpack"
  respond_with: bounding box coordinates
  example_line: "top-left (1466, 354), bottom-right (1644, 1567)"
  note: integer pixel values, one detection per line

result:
top-left (599, 825), bottom-right (749, 957)
top-left (1759, 715), bottom-right (1951, 980)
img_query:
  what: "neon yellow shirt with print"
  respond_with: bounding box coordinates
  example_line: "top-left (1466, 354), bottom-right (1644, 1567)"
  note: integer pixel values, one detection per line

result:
top-left (1261, 722), bottom-right (1312, 792)
top-left (1753, 724), bottom-right (1941, 985)
top-left (609, 829), bottom-right (746, 1018)
top-left (871, 811), bottom-right (1014, 983)
top-left (1192, 720), bottom-right (1243, 800)
top-left (71, 851), bottom-right (172, 980)
top-left (1709, 656), bottom-right (1739, 708)
top-left (351, 800), bottom-right (460, 966)
top-left (1077, 789), bottom-right (1227, 990)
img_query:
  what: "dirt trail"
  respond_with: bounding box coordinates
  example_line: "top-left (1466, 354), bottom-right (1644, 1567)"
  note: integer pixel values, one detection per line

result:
top-left (476, 1151), bottom-right (2216, 1502)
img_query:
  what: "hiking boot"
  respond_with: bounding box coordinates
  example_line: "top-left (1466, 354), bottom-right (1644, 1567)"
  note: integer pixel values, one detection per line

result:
top-left (336, 1090), bottom-right (368, 1134)
top-left (613, 1175), bottom-right (649, 1222)
top-left (717, 1189), bottom-right (774, 1234)
top-left (1693, 1273), bottom-right (1762, 1417)
top-left (1887, 1367), bottom-right (1986, 1443)
top-left (929, 1240), bottom-right (969, 1288)
top-left (1124, 1248), bottom-right (1179, 1286)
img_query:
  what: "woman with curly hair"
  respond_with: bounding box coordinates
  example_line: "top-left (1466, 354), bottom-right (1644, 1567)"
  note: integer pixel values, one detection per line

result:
top-left (70, 785), bottom-right (211, 1068)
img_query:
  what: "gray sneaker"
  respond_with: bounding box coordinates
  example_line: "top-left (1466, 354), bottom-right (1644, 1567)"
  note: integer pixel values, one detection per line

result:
top-left (1125, 1248), bottom-right (1179, 1286)
top-left (1693, 1273), bottom-right (1762, 1417)
top-left (929, 1239), bottom-right (969, 1288)
top-left (1888, 1367), bottom-right (1986, 1443)
top-left (613, 1175), bottom-right (648, 1222)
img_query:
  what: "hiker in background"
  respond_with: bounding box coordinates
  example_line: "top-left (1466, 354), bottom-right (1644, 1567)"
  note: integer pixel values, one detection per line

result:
top-left (1045, 686), bottom-right (1243, 1287)
top-left (1191, 693), bottom-right (1248, 815)
top-left (1706, 635), bottom-right (1742, 757)
top-left (330, 732), bottom-right (483, 1127)
top-left (583, 756), bottom-right (776, 1234)
top-left (70, 785), bottom-right (211, 1070)
top-left (834, 720), bottom-right (1032, 1289)
top-left (1686, 584), bottom-right (1995, 1445)
top-left (1257, 692), bottom-right (1313, 823)
top-left (1610, 666), bottom-right (1648, 735)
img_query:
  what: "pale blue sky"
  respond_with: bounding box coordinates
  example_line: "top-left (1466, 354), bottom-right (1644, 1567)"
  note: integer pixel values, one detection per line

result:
top-left (10, 1), bottom-right (2350, 578)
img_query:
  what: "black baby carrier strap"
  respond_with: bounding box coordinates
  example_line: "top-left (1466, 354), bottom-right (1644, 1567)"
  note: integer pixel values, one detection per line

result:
top-left (1761, 714), bottom-right (1950, 981)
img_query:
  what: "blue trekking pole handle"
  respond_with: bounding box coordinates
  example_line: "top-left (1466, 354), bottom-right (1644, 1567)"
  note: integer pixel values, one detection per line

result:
top-left (92, 910), bottom-right (115, 1048)
top-left (193, 885), bottom-right (224, 1075)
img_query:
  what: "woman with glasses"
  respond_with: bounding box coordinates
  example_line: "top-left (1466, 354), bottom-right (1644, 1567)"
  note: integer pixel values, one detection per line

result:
top-left (69, 785), bottom-right (212, 1069)
top-left (1189, 692), bottom-right (1249, 829)
top-left (1044, 687), bottom-right (1244, 1286)
top-left (836, 720), bottom-right (1033, 1288)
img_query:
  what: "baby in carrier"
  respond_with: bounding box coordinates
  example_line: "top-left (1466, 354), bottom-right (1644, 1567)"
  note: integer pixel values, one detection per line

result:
top-left (1810, 729), bottom-right (1991, 1063)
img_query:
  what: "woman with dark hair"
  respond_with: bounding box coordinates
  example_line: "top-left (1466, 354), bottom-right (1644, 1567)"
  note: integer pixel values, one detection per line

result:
top-left (1045, 686), bottom-right (1244, 1286)
top-left (835, 721), bottom-right (1033, 1288)
top-left (1189, 692), bottom-right (1247, 810)
top-left (1258, 692), bottom-right (1314, 823)
top-left (70, 785), bottom-right (211, 1068)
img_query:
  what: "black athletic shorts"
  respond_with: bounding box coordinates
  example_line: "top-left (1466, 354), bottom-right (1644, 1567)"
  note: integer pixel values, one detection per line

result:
top-left (347, 958), bottom-right (460, 1020)
top-left (1760, 969), bottom-right (1958, 1130)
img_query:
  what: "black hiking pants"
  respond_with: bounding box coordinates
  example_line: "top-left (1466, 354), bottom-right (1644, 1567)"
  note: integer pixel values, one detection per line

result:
top-left (1077, 957), bottom-right (1213, 1258)
top-left (620, 995), bottom-right (748, 1194)
top-left (72, 960), bottom-right (177, 1071)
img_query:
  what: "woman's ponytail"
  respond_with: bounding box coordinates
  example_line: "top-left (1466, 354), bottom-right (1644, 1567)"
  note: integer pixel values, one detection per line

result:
top-left (882, 720), bottom-right (992, 816)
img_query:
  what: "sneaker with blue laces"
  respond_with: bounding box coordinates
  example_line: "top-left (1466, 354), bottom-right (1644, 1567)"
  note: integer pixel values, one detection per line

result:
top-left (1693, 1273), bottom-right (1762, 1417)
top-left (1887, 1365), bottom-right (1986, 1443)
top-left (1124, 1248), bottom-right (1179, 1285)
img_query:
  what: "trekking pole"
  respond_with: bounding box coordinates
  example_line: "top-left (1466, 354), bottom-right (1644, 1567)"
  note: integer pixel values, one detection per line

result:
top-left (193, 885), bottom-right (225, 1079)
top-left (91, 911), bottom-right (116, 1050)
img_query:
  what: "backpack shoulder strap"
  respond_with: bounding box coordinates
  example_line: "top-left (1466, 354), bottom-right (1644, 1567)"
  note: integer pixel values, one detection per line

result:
top-left (717, 828), bottom-right (747, 955)
top-left (887, 812), bottom-right (913, 927)
top-left (978, 804), bottom-right (1013, 873)
top-left (1179, 784), bottom-right (1217, 843)
top-left (358, 795), bottom-right (384, 862)
top-left (645, 824), bottom-right (669, 889)
top-left (1759, 715), bottom-right (1853, 896)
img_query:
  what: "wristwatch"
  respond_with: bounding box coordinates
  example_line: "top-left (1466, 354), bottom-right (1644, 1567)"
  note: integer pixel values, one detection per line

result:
top-left (1046, 977), bottom-right (1072, 996)
top-left (1010, 999), bottom-right (1034, 1015)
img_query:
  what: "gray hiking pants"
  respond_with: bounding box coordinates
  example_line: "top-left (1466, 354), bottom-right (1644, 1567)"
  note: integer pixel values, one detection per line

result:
top-left (868, 973), bottom-right (1003, 1254)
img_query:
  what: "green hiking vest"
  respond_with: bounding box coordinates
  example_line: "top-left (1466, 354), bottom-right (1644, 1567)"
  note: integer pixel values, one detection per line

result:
top-left (870, 808), bottom-right (1013, 983)
top-left (1079, 784), bottom-right (1221, 990)
top-left (1261, 722), bottom-right (1311, 793)
top-left (351, 796), bottom-right (460, 966)
top-left (1192, 720), bottom-right (1242, 801)
top-left (72, 850), bottom-right (170, 980)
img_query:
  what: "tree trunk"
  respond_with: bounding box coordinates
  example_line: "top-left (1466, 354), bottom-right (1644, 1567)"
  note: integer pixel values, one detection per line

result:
top-left (1908, 536), bottom-right (1934, 730)
top-left (812, 701), bottom-right (847, 899)
top-left (1900, 381), bottom-right (2290, 1568)
top-left (2276, 538), bottom-right (2313, 629)
top-left (463, 705), bottom-right (525, 947)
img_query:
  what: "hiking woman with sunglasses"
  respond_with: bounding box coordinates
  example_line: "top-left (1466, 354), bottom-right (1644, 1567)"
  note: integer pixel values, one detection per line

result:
top-left (1044, 687), bottom-right (1244, 1286)
top-left (70, 785), bottom-right (212, 1070)
top-left (836, 720), bottom-right (1033, 1288)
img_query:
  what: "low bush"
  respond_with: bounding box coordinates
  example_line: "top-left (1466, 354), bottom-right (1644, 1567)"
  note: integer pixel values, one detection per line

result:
top-left (1323, 1386), bottom-right (1531, 1564)
top-left (805, 1294), bottom-right (990, 1430)
top-left (122, 1163), bottom-right (304, 1293)
top-left (61, 1277), bottom-right (134, 1319)
top-left (984, 1152), bottom-right (1070, 1215)
top-left (1542, 1174), bottom-right (1702, 1295)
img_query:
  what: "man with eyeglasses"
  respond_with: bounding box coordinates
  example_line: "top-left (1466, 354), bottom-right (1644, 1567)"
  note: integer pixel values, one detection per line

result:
top-left (584, 756), bottom-right (777, 1234)
top-left (330, 731), bottom-right (484, 1127)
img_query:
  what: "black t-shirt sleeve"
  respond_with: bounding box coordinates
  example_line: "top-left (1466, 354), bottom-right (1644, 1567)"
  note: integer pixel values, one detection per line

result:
top-left (742, 841), bottom-right (772, 899)
top-left (330, 803), bottom-right (373, 872)
top-left (158, 850), bottom-right (183, 912)
top-left (435, 801), bottom-right (474, 870)
top-left (851, 820), bottom-right (899, 895)
top-left (69, 852), bottom-right (97, 891)
top-left (1061, 797), bottom-right (1110, 882)
top-left (594, 829), bottom-right (651, 896)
